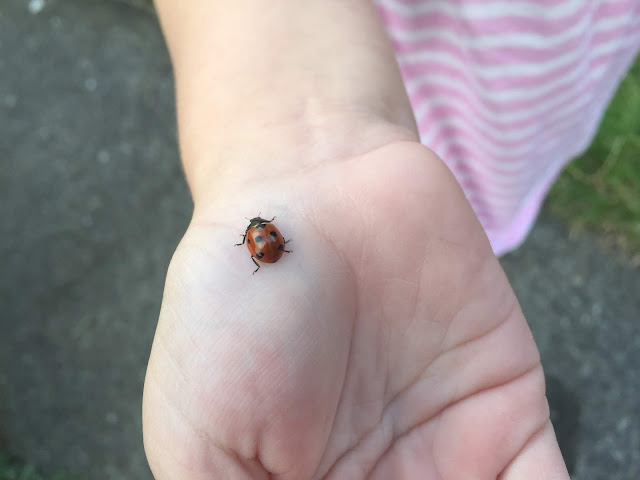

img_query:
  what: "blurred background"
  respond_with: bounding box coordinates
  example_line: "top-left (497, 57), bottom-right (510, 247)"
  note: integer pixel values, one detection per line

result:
top-left (0, 0), bottom-right (638, 478)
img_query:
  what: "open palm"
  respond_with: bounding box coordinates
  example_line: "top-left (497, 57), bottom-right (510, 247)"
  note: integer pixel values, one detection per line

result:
top-left (143, 141), bottom-right (568, 479)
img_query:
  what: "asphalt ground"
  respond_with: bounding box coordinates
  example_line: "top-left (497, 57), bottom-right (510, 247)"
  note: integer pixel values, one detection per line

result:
top-left (1, 1), bottom-right (638, 478)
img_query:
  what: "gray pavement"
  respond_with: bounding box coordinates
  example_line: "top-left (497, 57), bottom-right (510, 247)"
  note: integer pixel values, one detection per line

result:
top-left (501, 220), bottom-right (640, 479)
top-left (0, 0), bottom-right (638, 479)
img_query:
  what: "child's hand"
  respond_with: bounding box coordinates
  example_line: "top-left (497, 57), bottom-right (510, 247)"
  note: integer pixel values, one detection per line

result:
top-left (143, 140), bottom-right (567, 479)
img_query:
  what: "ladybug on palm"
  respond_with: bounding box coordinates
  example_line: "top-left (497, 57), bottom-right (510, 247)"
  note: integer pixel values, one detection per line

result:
top-left (235, 216), bottom-right (291, 274)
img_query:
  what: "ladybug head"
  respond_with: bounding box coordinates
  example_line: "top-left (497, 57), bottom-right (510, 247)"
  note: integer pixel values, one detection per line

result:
top-left (247, 216), bottom-right (272, 230)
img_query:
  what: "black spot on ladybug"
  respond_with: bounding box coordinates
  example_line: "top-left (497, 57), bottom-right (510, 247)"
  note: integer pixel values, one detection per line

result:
top-left (270, 231), bottom-right (278, 238)
top-left (255, 236), bottom-right (263, 243)
top-left (256, 252), bottom-right (264, 259)
top-left (247, 238), bottom-right (251, 244)
top-left (279, 244), bottom-right (284, 250)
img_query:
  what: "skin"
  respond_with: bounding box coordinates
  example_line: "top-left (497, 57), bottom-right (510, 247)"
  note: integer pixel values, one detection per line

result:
top-left (142, 1), bottom-right (571, 478)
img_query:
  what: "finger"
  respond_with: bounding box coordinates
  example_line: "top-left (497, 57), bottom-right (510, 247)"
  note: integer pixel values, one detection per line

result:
top-left (498, 420), bottom-right (570, 480)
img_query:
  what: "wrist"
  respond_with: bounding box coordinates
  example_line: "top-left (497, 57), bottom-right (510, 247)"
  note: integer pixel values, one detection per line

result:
top-left (185, 102), bottom-right (416, 211)
top-left (154, 0), bottom-right (418, 208)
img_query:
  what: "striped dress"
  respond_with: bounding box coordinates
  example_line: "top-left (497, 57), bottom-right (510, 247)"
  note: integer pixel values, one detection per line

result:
top-left (375, 0), bottom-right (640, 255)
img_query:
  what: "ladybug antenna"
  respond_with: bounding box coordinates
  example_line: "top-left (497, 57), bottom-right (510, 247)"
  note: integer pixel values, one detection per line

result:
top-left (245, 211), bottom-right (261, 221)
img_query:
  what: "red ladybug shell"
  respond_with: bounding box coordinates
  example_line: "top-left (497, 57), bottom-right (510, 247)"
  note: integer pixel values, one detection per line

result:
top-left (246, 222), bottom-right (285, 264)
top-left (236, 216), bottom-right (290, 273)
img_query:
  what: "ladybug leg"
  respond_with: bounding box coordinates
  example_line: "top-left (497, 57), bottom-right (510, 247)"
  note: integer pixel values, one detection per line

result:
top-left (234, 233), bottom-right (247, 246)
top-left (258, 217), bottom-right (276, 228)
top-left (283, 237), bottom-right (292, 253)
top-left (251, 256), bottom-right (261, 274)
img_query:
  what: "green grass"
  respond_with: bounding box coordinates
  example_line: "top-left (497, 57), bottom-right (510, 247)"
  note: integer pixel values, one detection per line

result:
top-left (0, 455), bottom-right (75, 480)
top-left (546, 57), bottom-right (640, 257)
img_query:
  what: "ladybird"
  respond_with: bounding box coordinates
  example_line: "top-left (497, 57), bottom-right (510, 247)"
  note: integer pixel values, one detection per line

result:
top-left (235, 216), bottom-right (291, 274)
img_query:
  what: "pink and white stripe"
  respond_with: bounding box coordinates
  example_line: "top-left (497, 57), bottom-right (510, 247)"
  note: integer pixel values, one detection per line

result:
top-left (375, 0), bottom-right (640, 255)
